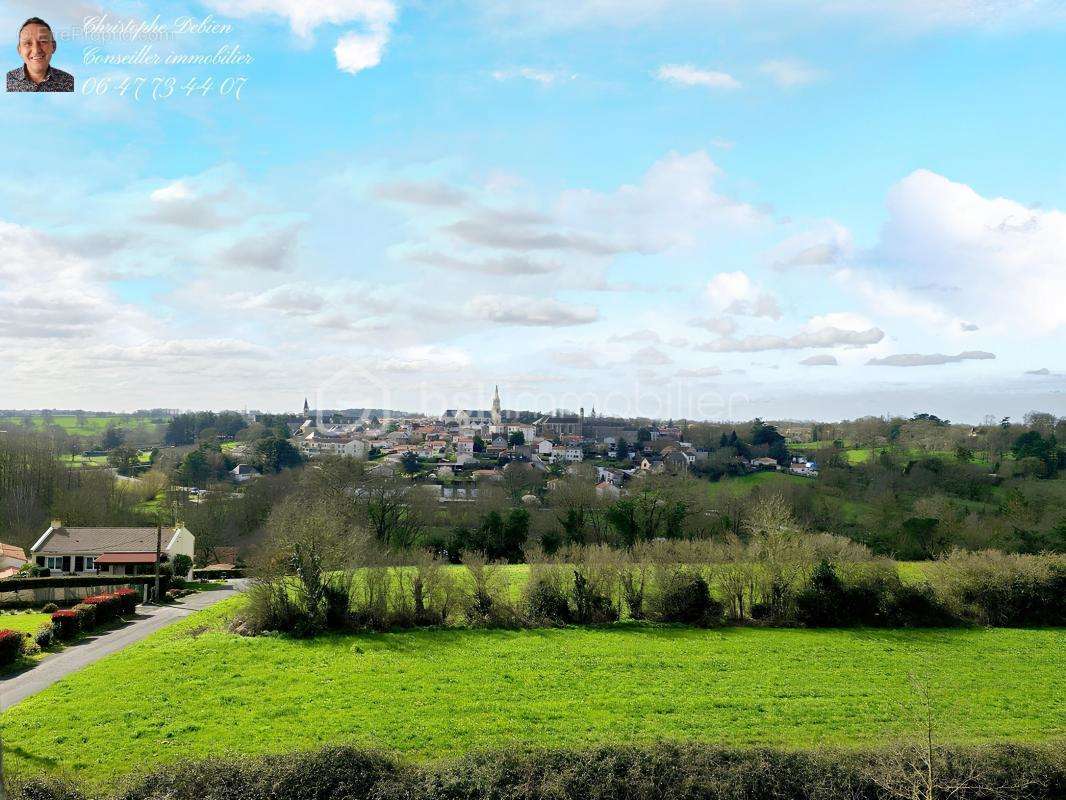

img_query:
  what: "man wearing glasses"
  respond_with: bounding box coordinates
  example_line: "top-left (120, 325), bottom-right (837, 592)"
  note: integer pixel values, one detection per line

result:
top-left (7, 17), bottom-right (74, 92)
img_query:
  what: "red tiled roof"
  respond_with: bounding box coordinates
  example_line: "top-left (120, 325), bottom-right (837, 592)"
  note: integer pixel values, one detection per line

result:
top-left (1, 542), bottom-right (26, 561)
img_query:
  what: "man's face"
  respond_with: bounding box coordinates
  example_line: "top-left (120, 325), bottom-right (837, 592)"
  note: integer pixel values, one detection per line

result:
top-left (18, 23), bottom-right (55, 73)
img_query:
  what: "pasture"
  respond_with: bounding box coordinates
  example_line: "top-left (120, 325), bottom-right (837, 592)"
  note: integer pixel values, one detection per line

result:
top-left (2, 597), bottom-right (1062, 788)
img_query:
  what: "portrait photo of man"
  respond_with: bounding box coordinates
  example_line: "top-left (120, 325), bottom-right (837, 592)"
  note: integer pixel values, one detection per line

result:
top-left (7, 17), bottom-right (74, 92)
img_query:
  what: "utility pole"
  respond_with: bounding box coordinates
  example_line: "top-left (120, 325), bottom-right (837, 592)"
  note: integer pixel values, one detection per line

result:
top-left (154, 522), bottom-right (162, 603)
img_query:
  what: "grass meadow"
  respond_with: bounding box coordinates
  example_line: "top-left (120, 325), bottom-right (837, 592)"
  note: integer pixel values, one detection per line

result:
top-left (2, 597), bottom-right (1063, 789)
top-left (0, 611), bottom-right (49, 634)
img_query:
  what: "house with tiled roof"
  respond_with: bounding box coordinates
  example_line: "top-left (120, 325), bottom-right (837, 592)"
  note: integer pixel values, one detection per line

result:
top-left (29, 521), bottom-right (195, 578)
top-left (0, 541), bottom-right (27, 579)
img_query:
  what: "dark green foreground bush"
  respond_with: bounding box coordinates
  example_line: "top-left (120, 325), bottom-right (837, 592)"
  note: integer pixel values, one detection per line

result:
top-left (12, 742), bottom-right (1065, 800)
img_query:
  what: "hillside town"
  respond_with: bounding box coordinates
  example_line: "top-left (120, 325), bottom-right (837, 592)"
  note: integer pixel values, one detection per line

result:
top-left (270, 386), bottom-right (819, 498)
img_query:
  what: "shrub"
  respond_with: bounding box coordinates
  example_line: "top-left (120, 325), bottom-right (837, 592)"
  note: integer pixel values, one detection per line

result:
top-left (322, 575), bottom-right (354, 630)
top-left (794, 559), bottom-right (848, 626)
top-left (114, 588), bottom-right (139, 615)
top-left (51, 609), bottom-right (81, 640)
top-left (42, 602), bottom-right (59, 614)
top-left (34, 623), bottom-right (55, 649)
top-left (235, 580), bottom-right (304, 636)
top-left (0, 629), bottom-right (23, 665)
top-left (72, 603), bottom-right (97, 630)
top-left (929, 551), bottom-right (1066, 626)
top-left (620, 568), bottom-right (647, 620)
top-left (525, 577), bottom-right (572, 625)
top-left (83, 593), bottom-right (122, 624)
top-left (461, 553), bottom-right (522, 628)
top-left (648, 571), bottom-right (722, 625)
top-left (571, 570), bottom-right (618, 624)
top-left (172, 553), bottom-right (193, 578)
top-left (880, 583), bottom-right (959, 627)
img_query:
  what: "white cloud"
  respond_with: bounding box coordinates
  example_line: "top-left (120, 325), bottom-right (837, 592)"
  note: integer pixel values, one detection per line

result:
top-left (689, 316), bottom-right (738, 336)
top-left (805, 312), bottom-right (875, 332)
top-left (676, 365), bottom-right (722, 378)
top-left (0, 221), bottom-right (147, 341)
top-left (867, 350), bottom-right (996, 367)
top-left (372, 180), bottom-right (470, 208)
top-left (205, 0), bottom-right (397, 74)
top-left (406, 250), bottom-right (560, 275)
top-left (465, 294), bottom-right (599, 326)
top-left (238, 285), bottom-right (326, 315)
top-left (630, 345), bottom-right (673, 365)
top-left (871, 169), bottom-right (1066, 335)
top-left (770, 221), bottom-right (853, 268)
top-left (608, 329), bottom-right (661, 343)
top-left (759, 59), bottom-right (825, 87)
top-left (656, 64), bottom-right (741, 90)
top-left (492, 67), bottom-right (577, 85)
top-left (697, 326), bottom-right (884, 352)
top-left (335, 28), bottom-right (391, 74)
top-left (706, 271), bottom-right (781, 319)
top-left (800, 354), bottom-right (838, 366)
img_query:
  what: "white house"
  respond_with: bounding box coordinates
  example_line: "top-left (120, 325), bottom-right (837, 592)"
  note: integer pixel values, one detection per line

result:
top-left (230, 464), bottom-right (261, 483)
top-left (553, 446), bottom-right (584, 464)
top-left (29, 522), bottom-right (196, 579)
top-left (299, 430), bottom-right (368, 459)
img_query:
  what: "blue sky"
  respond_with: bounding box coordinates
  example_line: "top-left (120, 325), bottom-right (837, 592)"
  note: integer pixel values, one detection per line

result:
top-left (1, 0), bottom-right (1065, 422)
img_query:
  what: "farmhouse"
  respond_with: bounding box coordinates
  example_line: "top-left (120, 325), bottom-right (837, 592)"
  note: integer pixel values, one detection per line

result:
top-left (29, 522), bottom-right (195, 579)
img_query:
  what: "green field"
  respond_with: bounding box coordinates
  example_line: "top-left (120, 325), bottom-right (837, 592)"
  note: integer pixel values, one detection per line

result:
top-left (0, 611), bottom-right (48, 634)
top-left (706, 470), bottom-right (795, 500)
top-left (0, 414), bottom-right (164, 438)
top-left (3, 598), bottom-right (1062, 788)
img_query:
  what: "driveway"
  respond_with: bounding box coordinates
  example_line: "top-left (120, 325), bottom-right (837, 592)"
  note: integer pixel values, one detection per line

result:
top-left (1, 581), bottom-right (245, 711)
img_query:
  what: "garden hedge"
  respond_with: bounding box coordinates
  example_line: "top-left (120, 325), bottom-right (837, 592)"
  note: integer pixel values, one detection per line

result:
top-left (9, 743), bottom-right (1066, 800)
top-left (0, 575), bottom-right (157, 591)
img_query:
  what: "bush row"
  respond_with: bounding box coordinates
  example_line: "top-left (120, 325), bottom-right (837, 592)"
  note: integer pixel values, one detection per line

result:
top-left (10, 742), bottom-right (1066, 800)
top-left (49, 589), bottom-right (139, 641)
top-left (240, 546), bottom-right (1065, 636)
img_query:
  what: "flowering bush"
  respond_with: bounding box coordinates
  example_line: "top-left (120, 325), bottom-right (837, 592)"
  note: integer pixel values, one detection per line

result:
top-left (51, 609), bottom-right (81, 640)
top-left (114, 588), bottom-right (139, 615)
top-left (0, 628), bottom-right (23, 665)
top-left (83, 593), bottom-right (123, 624)
top-left (72, 603), bottom-right (97, 630)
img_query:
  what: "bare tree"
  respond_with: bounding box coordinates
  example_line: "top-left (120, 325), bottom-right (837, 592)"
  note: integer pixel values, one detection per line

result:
top-left (867, 674), bottom-right (1041, 800)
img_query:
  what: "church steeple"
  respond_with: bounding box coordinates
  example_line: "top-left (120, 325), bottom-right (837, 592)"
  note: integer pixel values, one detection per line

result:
top-left (303, 397), bottom-right (309, 416)
top-left (491, 385), bottom-right (502, 425)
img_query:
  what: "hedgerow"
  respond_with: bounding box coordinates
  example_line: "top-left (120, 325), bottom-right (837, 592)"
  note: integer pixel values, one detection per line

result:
top-left (9, 743), bottom-right (1065, 800)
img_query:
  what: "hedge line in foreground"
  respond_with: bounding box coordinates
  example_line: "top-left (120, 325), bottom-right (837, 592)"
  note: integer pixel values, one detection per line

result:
top-left (12, 742), bottom-right (1066, 800)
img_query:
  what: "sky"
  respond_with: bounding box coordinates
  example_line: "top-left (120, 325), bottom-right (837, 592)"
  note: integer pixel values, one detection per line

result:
top-left (1, 0), bottom-right (1065, 422)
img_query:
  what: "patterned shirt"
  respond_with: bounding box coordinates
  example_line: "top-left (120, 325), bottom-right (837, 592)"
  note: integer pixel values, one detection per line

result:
top-left (6, 65), bottom-right (75, 92)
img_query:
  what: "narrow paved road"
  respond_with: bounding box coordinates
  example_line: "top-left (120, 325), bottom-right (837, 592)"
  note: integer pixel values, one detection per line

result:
top-left (1, 582), bottom-right (244, 711)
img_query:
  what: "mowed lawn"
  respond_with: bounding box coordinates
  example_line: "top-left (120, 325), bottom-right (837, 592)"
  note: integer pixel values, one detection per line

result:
top-left (0, 612), bottom-right (49, 634)
top-left (3, 599), bottom-right (1063, 788)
